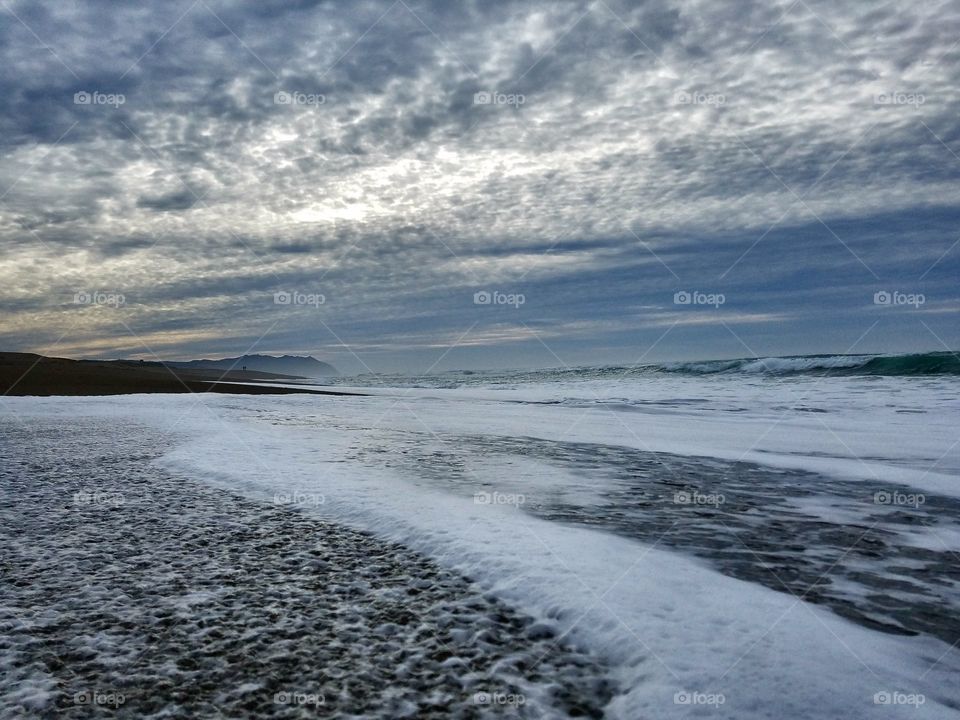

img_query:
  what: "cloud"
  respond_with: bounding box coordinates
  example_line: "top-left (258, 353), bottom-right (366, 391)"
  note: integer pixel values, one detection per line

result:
top-left (0, 0), bottom-right (958, 370)
top-left (136, 188), bottom-right (201, 212)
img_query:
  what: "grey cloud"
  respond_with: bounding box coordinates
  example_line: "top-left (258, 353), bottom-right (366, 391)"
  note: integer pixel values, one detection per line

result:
top-left (136, 189), bottom-right (201, 212)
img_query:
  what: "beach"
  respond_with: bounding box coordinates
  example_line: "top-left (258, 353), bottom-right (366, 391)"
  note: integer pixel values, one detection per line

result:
top-left (1, 361), bottom-right (958, 718)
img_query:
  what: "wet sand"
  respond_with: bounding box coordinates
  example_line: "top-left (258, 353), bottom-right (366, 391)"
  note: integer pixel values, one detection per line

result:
top-left (0, 415), bottom-right (614, 718)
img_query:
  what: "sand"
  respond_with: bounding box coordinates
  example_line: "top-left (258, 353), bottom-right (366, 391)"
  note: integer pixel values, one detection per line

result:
top-left (0, 353), bottom-right (359, 397)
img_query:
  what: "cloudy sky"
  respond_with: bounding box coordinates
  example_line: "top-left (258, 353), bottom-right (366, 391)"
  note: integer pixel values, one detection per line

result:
top-left (0, 0), bottom-right (957, 373)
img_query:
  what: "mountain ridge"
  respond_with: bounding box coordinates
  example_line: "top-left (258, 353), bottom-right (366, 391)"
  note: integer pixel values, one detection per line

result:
top-left (166, 354), bottom-right (338, 377)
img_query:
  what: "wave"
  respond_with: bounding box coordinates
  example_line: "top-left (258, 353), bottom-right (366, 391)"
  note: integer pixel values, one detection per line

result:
top-left (332, 352), bottom-right (960, 389)
top-left (658, 351), bottom-right (960, 377)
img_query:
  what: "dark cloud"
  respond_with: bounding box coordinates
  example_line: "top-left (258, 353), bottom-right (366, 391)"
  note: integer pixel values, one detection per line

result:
top-left (136, 189), bottom-right (201, 212)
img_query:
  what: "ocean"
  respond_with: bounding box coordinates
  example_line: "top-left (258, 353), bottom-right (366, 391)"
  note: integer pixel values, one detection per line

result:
top-left (322, 350), bottom-right (960, 388)
top-left (2, 351), bottom-right (958, 718)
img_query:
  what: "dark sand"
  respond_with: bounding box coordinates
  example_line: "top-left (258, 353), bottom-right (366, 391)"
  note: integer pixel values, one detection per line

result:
top-left (0, 353), bottom-right (362, 397)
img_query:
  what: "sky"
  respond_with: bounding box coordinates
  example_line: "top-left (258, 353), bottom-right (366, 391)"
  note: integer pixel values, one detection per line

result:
top-left (0, 0), bottom-right (957, 374)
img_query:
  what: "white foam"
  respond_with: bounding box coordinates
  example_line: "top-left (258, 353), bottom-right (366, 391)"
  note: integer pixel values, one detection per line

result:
top-left (202, 374), bottom-right (960, 495)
